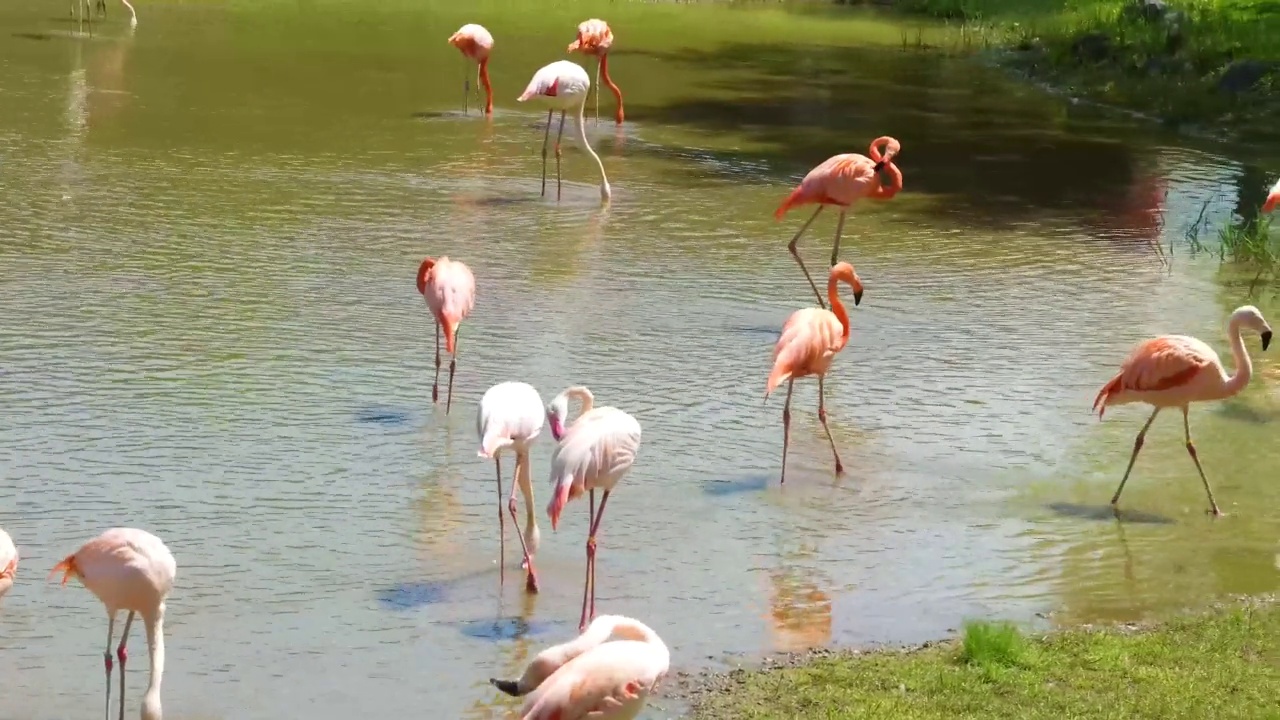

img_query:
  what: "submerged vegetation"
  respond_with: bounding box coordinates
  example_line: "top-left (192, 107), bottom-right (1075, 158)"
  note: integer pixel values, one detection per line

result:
top-left (1184, 197), bottom-right (1279, 293)
top-left (884, 0), bottom-right (1280, 139)
top-left (688, 598), bottom-right (1280, 719)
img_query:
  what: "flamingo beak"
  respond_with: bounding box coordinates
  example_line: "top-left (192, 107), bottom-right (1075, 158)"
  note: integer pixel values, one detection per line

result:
top-left (1262, 330), bottom-right (1272, 351)
top-left (853, 289), bottom-right (863, 306)
top-left (549, 416), bottom-right (565, 442)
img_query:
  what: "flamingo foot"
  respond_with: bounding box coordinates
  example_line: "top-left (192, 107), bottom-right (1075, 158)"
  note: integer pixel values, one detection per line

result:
top-left (524, 568), bottom-right (539, 594)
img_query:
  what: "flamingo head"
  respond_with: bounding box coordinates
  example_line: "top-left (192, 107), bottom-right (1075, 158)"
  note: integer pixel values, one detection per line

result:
top-left (1231, 305), bottom-right (1272, 351)
top-left (546, 395), bottom-right (569, 441)
top-left (829, 262), bottom-right (864, 306)
top-left (415, 258), bottom-right (436, 296)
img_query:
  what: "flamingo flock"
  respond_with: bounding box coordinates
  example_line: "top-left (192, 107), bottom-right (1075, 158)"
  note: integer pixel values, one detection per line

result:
top-left (2, 14), bottom-right (1277, 720)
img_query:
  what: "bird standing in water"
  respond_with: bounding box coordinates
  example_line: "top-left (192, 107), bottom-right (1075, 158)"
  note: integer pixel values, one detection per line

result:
top-left (489, 614), bottom-right (669, 720)
top-left (775, 137), bottom-right (901, 308)
top-left (417, 256), bottom-right (476, 414)
top-left (567, 19), bottom-right (625, 125)
top-left (1093, 305), bottom-right (1273, 516)
top-left (477, 381), bottom-right (546, 593)
top-left (546, 385), bottom-right (642, 632)
top-left (518, 60), bottom-right (612, 203)
top-left (448, 24), bottom-right (494, 116)
top-left (0, 528), bottom-right (16, 600)
top-left (49, 527), bottom-right (176, 720)
top-left (766, 262), bottom-right (865, 484)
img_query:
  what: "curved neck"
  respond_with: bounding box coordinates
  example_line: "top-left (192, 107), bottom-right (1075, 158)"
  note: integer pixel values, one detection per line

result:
top-left (1223, 316), bottom-right (1254, 396)
top-left (141, 607), bottom-right (165, 720)
top-left (598, 55), bottom-right (624, 124)
top-left (827, 276), bottom-right (851, 340)
top-left (565, 385), bottom-right (595, 420)
top-left (416, 258), bottom-right (435, 296)
top-left (120, 0), bottom-right (137, 25)
top-left (573, 100), bottom-right (612, 201)
top-left (478, 59), bottom-right (493, 115)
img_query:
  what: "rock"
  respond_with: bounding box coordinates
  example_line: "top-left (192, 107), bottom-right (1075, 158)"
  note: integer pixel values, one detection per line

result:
top-left (1123, 0), bottom-right (1168, 22)
top-left (1070, 32), bottom-right (1113, 63)
top-left (1217, 60), bottom-right (1275, 93)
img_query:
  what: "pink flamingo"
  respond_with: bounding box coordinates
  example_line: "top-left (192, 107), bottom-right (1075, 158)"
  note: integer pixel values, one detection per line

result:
top-left (416, 256), bottom-right (476, 414)
top-left (490, 614), bottom-right (669, 719)
top-left (1093, 305), bottom-right (1273, 516)
top-left (1264, 178), bottom-right (1279, 213)
top-left (567, 19), bottom-right (625, 125)
top-left (447, 24), bottom-right (494, 116)
top-left (765, 262), bottom-right (865, 484)
top-left (775, 137), bottom-right (901, 308)
top-left (546, 385), bottom-right (642, 632)
top-left (49, 527), bottom-right (176, 720)
top-left (478, 381), bottom-right (545, 593)
top-left (518, 60), bottom-right (612, 203)
top-left (0, 528), bottom-right (16, 600)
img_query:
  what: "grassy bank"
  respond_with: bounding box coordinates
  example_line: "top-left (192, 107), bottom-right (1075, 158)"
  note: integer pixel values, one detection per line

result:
top-left (890, 0), bottom-right (1280, 140)
top-left (687, 597), bottom-right (1280, 719)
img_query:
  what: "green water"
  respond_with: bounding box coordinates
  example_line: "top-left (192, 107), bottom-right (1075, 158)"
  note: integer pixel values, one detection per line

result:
top-left (1, 1), bottom-right (1278, 718)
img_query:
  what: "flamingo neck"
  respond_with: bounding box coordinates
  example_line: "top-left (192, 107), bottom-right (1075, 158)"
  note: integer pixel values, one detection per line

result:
top-left (598, 55), bottom-right (624, 124)
top-left (120, 0), bottom-right (137, 27)
top-left (416, 259), bottom-right (435, 296)
top-left (1223, 316), bottom-right (1254, 397)
top-left (478, 58), bottom-right (493, 115)
top-left (565, 385), bottom-right (595, 420)
top-left (573, 101), bottom-right (612, 201)
top-left (516, 451), bottom-right (537, 528)
top-left (141, 608), bottom-right (165, 720)
top-left (828, 276), bottom-right (851, 341)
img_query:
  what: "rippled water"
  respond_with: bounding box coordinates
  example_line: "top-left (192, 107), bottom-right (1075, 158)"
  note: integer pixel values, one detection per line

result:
top-left (2, 1), bottom-right (1279, 718)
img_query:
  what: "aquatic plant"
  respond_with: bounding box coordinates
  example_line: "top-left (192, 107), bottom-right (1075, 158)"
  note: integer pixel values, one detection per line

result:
top-left (1184, 195), bottom-right (1279, 294)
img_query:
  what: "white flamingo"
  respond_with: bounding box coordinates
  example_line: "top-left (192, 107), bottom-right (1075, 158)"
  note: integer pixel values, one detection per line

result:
top-left (71, 0), bottom-right (136, 29)
top-left (517, 60), bottom-right (612, 203)
top-left (478, 381), bottom-right (545, 593)
top-left (0, 528), bottom-right (17, 600)
top-left (545, 385), bottom-right (642, 631)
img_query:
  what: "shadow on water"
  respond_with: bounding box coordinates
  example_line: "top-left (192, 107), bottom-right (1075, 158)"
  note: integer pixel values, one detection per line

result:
top-left (1046, 501), bottom-right (1176, 525)
top-left (457, 616), bottom-right (557, 642)
top-left (1213, 399), bottom-right (1278, 424)
top-left (355, 406), bottom-right (414, 426)
top-left (377, 580), bottom-right (452, 610)
top-left (703, 474), bottom-right (773, 497)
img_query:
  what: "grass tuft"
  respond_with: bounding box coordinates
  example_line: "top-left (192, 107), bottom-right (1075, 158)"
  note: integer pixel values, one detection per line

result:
top-left (958, 620), bottom-right (1027, 669)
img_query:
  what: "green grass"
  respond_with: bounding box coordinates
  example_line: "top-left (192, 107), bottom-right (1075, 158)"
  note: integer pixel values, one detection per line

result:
top-left (1184, 198), bottom-right (1279, 293)
top-left (689, 598), bottom-right (1280, 719)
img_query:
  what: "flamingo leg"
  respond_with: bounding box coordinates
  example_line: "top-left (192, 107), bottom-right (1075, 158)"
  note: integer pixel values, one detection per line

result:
top-left (817, 377), bottom-right (844, 475)
top-left (432, 322), bottom-right (441, 404)
top-left (96, 0), bottom-right (105, 17)
top-left (780, 379), bottom-right (795, 484)
top-left (1182, 407), bottom-right (1223, 516)
top-left (1110, 407), bottom-right (1159, 507)
top-left (829, 208), bottom-right (848, 268)
top-left (445, 328), bottom-right (459, 414)
top-left (475, 65), bottom-right (483, 107)
top-left (579, 490), bottom-right (596, 632)
top-left (116, 611), bottom-right (134, 720)
top-left (463, 63), bottom-right (471, 115)
top-left (495, 455), bottom-right (505, 586)
top-left (786, 206), bottom-right (827, 309)
top-left (508, 452), bottom-right (539, 593)
top-left (540, 110), bottom-right (552, 197)
top-left (594, 59), bottom-right (602, 124)
top-left (581, 489), bottom-right (611, 631)
top-left (555, 110), bottom-right (567, 202)
top-left (103, 612), bottom-right (117, 720)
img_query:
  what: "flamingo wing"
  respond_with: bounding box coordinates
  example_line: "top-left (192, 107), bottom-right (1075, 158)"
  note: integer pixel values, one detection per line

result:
top-left (428, 260), bottom-right (476, 323)
top-left (553, 409), bottom-right (642, 486)
top-left (775, 153), bottom-right (881, 218)
top-left (519, 641), bottom-right (667, 720)
top-left (767, 308), bottom-right (844, 394)
top-left (1264, 178), bottom-right (1279, 213)
top-left (568, 19), bottom-right (613, 54)
top-left (1093, 335), bottom-right (1218, 415)
top-left (0, 530), bottom-right (16, 580)
top-left (478, 382), bottom-right (545, 456)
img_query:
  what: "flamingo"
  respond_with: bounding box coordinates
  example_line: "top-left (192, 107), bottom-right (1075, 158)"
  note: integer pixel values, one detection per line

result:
top-left (1093, 305), bottom-right (1273, 516)
top-left (1264, 178), bottom-right (1279, 213)
top-left (49, 527), bottom-right (176, 720)
top-left (489, 614), bottom-right (669, 719)
top-left (447, 24), bottom-right (494, 116)
top-left (0, 528), bottom-right (16, 600)
top-left (478, 381), bottom-right (546, 593)
top-left (765, 261), bottom-right (865, 484)
top-left (775, 137), bottom-right (901, 309)
top-left (567, 19), bottom-right (625, 125)
top-left (517, 60), bottom-right (612, 203)
top-left (546, 385), bottom-right (642, 632)
top-left (72, 0), bottom-right (136, 28)
top-left (416, 256), bottom-right (476, 414)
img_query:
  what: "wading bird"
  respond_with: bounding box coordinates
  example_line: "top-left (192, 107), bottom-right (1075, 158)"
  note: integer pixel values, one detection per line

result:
top-left (766, 261), bottom-right (865, 484)
top-left (448, 24), bottom-right (494, 116)
top-left (49, 527), bottom-right (176, 720)
top-left (567, 19), bottom-right (624, 125)
top-left (775, 137), bottom-right (901, 308)
top-left (71, 0), bottom-right (136, 29)
top-left (416, 256), bottom-right (476, 414)
top-left (517, 60), bottom-right (612, 203)
top-left (0, 528), bottom-right (16, 600)
top-left (1264, 178), bottom-right (1279, 213)
top-left (1093, 305), bottom-right (1273, 516)
top-left (546, 386), bottom-right (642, 632)
top-left (478, 381), bottom-right (546, 593)
top-left (489, 614), bottom-right (669, 719)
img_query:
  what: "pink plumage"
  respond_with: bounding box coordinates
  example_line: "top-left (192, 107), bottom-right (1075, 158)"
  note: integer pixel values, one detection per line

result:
top-left (447, 23), bottom-right (493, 61)
top-left (1264, 177), bottom-right (1279, 213)
top-left (416, 256), bottom-right (475, 413)
top-left (0, 528), bottom-right (16, 600)
top-left (477, 381), bottom-right (546, 593)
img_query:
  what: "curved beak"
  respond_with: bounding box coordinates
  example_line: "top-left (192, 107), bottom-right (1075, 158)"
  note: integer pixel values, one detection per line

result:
top-left (1262, 330), bottom-right (1272, 351)
top-left (853, 289), bottom-right (863, 306)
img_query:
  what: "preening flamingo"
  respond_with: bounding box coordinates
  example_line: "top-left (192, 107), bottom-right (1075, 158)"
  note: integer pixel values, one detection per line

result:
top-left (489, 614), bottom-right (669, 719)
top-left (416, 256), bottom-right (476, 414)
top-left (0, 528), bottom-right (16, 600)
top-left (478, 381), bottom-right (546, 593)
top-left (775, 137), bottom-right (901, 308)
top-left (1093, 305), bottom-right (1273, 516)
top-left (546, 386), bottom-right (642, 632)
top-left (1264, 178), bottom-right (1279, 213)
top-left (567, 19), bottom-right (625, 125)
top-left (766, 261), bottom-right (865, 484)
top-left (49, 527), bottom-right (176, 720)
top-left (448, 24), bottom-right (494, 116)
top-left (517, 60), bottom-right (612, 203)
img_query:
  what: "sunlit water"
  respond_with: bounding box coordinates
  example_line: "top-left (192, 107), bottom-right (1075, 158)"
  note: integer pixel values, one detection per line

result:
top-left (1, 1), bottom-right (1279, 718)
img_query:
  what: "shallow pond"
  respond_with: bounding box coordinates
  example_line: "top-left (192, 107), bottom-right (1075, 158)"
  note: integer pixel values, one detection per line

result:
top-left (1, 1), bottom-right (1278, 718)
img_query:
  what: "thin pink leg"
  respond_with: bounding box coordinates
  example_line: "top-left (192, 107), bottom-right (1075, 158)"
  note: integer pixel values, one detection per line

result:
top-left (786, 206), bottom-right (827, 308)
top-left (579, 490), bottom-right (596, 632)
top-left (554, 110), bottom-right (566, 202)
top-left (445, 329), bottom-right (459, 415)
top-left (495, 456), bottom-right (505, 586)
top-left (540, 110), bottom-right (552, 196)
top-left (116, 611), bottom-right (133, 720)
top-left (780, 379), bottom-right (794, 484)
top-left (432, 322), bottom-right (441, 404)
top-left (1110, 407), bottom-right (1159, 508)
top-left (828, 209), bottom-right (847, 268)
top-left (103, 613), bottom-right (117, 720)
top-left (817, 377), bottom-right (844, 475)
top-left (507, 452), bottom-right (539, 593)
top-left (584, 490), bottom-right (611, 630)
